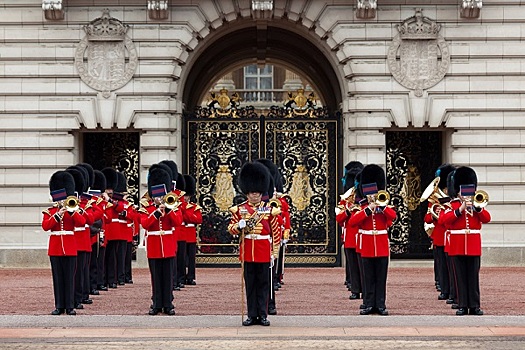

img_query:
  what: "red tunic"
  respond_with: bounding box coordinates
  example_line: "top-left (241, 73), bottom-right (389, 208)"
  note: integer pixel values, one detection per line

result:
top-left (439, 199), bottom-right (491, 256)
top-left (424, 202), bottom-right (449, 247)
top-left (104, 199), bottom-right (126, 241)
top-left (348, 203), bottom-right (396, 258)
top-left (42, 206), bottom-right (86, 256)
top-left (181, 202), bottom-right (203, 243)
top-left (335, 200), bottom-right (361, 249)
top-left (74, 198), bottom-right (94, 252)
top-left (140, 201), bottom-right (183, 259)
top-left (228, 201), bottom-right (281, 263)
top-left (279, 196), bottom-right (291, 241)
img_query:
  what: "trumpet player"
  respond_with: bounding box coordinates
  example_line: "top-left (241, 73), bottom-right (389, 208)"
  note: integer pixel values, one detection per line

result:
top-left (42, 171), bottom-right (87, 316)
top-left (439, 166), bottom-right (491, 316)
top-left (139, 167), bottom-right (183, 316)
top-left (349, 164), bottom-right (396, 316)
top-left (422, 164), bottom-right (456, 303)
top-left (228, 162), bottom-right (281, 327)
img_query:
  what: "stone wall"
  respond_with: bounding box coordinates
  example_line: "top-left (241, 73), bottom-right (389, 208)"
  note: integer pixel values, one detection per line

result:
top-left (0, 0), bottom-right (524, 266)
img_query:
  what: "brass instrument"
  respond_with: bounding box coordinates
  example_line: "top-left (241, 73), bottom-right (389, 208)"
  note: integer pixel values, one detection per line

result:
top-left (63, 196), bottom-right (79, 212)
top-left (162, 193), bottom-right (180, 210)
top-left (375, 190), bottom-right (390, 206)
top-left (420, 177), bottom-right (447, 219)
top-left (269, 198), bottom-right (282, 208)
top-left (473, 190), bottom-right (489, 209)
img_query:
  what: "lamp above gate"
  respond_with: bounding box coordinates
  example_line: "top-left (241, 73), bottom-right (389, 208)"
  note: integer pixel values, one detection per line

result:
top-left (148, 0), bottom-right (169, 20)
top-left (42, 0), bottom-right (64, 20)
top-left (460, 0), bottom-right (482, 19)
top-left (356, 0), bottom-right (377, 20)
top-left (251, 0), bottom-right (273, 19)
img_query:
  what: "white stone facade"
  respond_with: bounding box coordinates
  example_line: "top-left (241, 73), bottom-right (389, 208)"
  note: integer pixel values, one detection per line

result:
top-left (0, 0), bottom-right (524, 266)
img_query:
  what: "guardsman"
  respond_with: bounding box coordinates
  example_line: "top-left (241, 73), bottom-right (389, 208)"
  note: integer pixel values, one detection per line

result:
top-left (422, 164), bottom-right (456, 303)
top-left (42, 171), bottom-right (86, 316)
top-left (65, 167), bottom-right (94, 310)
top-left (88, 170), bottom-right (110, 293)
top-left (173, 173), bottom-right (188, 289)
top-left (101, 167), bottom-right (126, 289)
top-left (181, 174), bottom-right (203, 285)
top-left (445, 171), bottom-right (458, 309)
top-left (439, 166), bottom-right (491, 316)
top-left (228, 162), bottom-right (281, 327)
top-left (349, 164), bottom-right (396, 316)
top-left (140, 167), bottom-right (183, 315)
top-left (336, 161), bottom-right (364, 300)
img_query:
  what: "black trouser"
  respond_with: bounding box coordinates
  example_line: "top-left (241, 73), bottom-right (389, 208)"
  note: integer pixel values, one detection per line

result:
top-left (344, 247), bottom-right (351, 285)
top-left (106, 240), bottom-right (127, 284)
top-left (436, 246), bottom-right (449, 296)
top-left (185, 242), bottom-right (197, 282)
top-left (90, 244), bottom-right (105, 289)
top-left (176, 240), bottom-right (187, 285)
top-left (357, 253), bottom-right (366, 299)
top-left (362, 256), bottom-right (388, 309)
top-left (244, 261), bottom-right (270, 318)
top-left (276, 243), bottom-right (285, 282)
top-left (268, 263), bottom-right (277, 310)
top-left (149, 257), bottom-right (174, 310)
top-left (447, 252), bottom-right (457, 302)
top-left (74, 252), bottom-right (87, 305)
top-left (346, 248), bottom-right (361, 294)
top-left (50, 256), bottom-right (76, 310)
top-left (125, 241), bottom-right (133, 282)
top-left (433, 247), bottom-right (439, 284)
top-left (453, 255), bottom-right (481, 309)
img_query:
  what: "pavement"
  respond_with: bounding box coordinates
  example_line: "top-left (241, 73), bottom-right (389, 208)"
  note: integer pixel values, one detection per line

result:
top-left (1, 315), bottom-right (525, 349)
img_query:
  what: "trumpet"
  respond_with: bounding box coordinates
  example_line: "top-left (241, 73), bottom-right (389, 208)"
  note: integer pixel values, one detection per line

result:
top-left (473, 190), bottom-right (489, 209)
top-left (62, 196), bottom-right (79, 212)
top-left (375, 190), bottom-right (390, 206)
top-left (162, 193), bottom-right (180, 210)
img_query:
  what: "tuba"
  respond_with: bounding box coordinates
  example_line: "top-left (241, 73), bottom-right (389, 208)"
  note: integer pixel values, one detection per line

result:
top-left (420, 177), bottom-right (447, 219)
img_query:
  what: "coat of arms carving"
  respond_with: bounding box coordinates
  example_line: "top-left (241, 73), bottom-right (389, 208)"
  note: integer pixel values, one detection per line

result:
top-left (75, 9), bottom-right (138, 98)
top-left (387, 9), bottom-right (450, 97)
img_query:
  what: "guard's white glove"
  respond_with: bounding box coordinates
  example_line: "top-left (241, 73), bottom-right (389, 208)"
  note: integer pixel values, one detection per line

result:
top-left (270, 255), bottom-right (275, 268)
top-left (282, 239), bottom-right (288, 245)
top-left (238, 219), bottom-right (246, 230)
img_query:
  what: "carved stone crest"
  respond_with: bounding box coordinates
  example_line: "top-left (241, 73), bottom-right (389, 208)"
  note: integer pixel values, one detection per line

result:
top-left (387, 9), bottom-right (450, 97)
top-left (75, 9), bottom-right (138, 98)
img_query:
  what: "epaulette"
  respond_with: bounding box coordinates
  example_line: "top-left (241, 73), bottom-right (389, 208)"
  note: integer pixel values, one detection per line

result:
top-left (96, 197), bottom-right (104, 205)
top-left (84, 204), bottom-right (92, 210)
top-left (140, 198), bottom-right (151, 208)
top-left (228, 205), bottom-right (238, 214)
top-left (42, 209), bottom-right (51, 216)
top-left (186, 203), bottom-right (194, 209)
top-left (138, 207), bottom-right (149, 214)
top-left (270, 207), bottom-right (282, 216)
top-left (194, 204), bottom-right (202, 211)
top-left (359, 198), bottom-right (368, 206)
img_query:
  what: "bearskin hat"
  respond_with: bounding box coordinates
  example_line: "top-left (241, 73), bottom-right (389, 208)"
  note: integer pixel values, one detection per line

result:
top-left (255, 158), bottom-right (283, 193)
top-left (115, 172), bottom-right (127, 193)
top-left (101, 167), bottom-right (118, 190)
top-left (77, 163), bottom-right (94, 189)
top-left (92, 170), bottom-right (107, 192)
top-left (238, 162), bottom-right (271, 195)
top-left (360, 164), bottom-right (386, 191)
top-left (183, 174), bottom-right (196, 196)
top-left (159, 160), bottom-right (178, 181)
top-left (354, 171), bottom-right (364, 200)
top-left (149, 163), bottom-right (173, 181)
top-left (446, 171), bottom-right (456, 199)
top-left (68, 166), bottom-right (88, 191)
top-left (175, 172), bottom-right (186, 191)
top-left (435, 164), bottom-right (456, 190)
top-left (147, 168), bottom-right (172, 198)
top-left (343, 161), bottom-right (364, 192)
top-left (66, 168), bottom-right (86, 195)
top-left (453, 166), bottom-right (477, 195)
top-left (49, 170), bottom-right (75, 196)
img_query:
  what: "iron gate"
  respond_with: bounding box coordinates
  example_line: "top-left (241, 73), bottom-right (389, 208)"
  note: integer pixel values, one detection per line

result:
top-left (185, 106), bottom-right (341, 267)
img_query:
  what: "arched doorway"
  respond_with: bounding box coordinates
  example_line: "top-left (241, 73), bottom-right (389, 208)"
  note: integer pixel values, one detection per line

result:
top-left (181, 22), bottom-right (344, 267)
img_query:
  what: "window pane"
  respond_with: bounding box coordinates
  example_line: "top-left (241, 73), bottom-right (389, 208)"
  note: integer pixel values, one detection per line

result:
top-left (260, 77), bottom-right (272, 89)
top-left (245, 65), bottom-right (258, 75)
top-left (245, 77), bottom-right (257, 89)
top-left (260, 65), bottom-right (272, 75)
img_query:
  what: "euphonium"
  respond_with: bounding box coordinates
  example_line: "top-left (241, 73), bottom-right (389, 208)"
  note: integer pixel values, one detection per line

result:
top-left (64, 196), bottom-right (79, 212)
top-left (375, 190), bottom-right (390, 206)
top-left (473, 190), bottom-right (489, 209)
top-left (162, 193), bottom-right (180, 209)
top-left (420, 177), bottom-right (447, 219)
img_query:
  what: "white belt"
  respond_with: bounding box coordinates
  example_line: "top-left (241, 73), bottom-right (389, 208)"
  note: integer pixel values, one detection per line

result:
top-left (127, 223), bottom-right (133, 227)
top-left (111, 219), bottom-right (127, 224)
top-left (449, 229), bottom-right (481, 234)
top-left (147, 230), bottom-right (173, 236)
top-left (185, 224), bottom-right (195, 228)
top-left (50, 231), bottom-right (74, 236)
top-left (244, 234), bottom-right (271, 241)
top-left (359, 229), bottom-right (388, 235)
top-left (74, 227), bottom-right (86, 232)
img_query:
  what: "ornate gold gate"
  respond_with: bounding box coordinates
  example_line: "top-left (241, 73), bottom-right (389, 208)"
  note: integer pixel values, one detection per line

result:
top-left (185, 105), bottom-right (340, 267)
